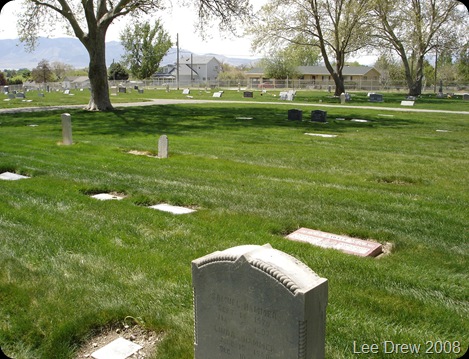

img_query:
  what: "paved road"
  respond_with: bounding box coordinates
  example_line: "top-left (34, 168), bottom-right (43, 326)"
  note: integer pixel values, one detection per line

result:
top-left (1, 98), bottom-right (469, 115)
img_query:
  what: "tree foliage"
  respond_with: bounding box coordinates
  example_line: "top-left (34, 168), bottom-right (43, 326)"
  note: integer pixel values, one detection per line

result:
top-left (17, 0), bottom-right (253, 111)
top-left (120, 20), bottom-right (172, 80)
top-left (31, 59), bottom-right (54, 83)
top-left (217, 63), bottom-right (248, 81)
top-left (0, 72), bottom-right (6, 86)
top-left (457, 42), bottom-right (469, 82)
top-left (108, 62), bottom-right (129, 81)
top-left (249, 0), bottom-right (374, 95)
top-left (370, 0), bottom-right (468, 95)
top-left (51, 61), bottom-right (74, 81)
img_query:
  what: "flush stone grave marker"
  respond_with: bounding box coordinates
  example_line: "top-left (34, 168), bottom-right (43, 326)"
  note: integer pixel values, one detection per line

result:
top-left (0, 172), bottom-right (30, 180)
top-left (401, 100), bottom-right (414, 106)
top-left (192, 244), bottom-right (328, 359)
top-left (287, 228), bottom-right (382, 257)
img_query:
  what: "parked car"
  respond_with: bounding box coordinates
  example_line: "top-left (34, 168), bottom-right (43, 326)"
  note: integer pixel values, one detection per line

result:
top-left (257, 82), bottom-right (274, 89)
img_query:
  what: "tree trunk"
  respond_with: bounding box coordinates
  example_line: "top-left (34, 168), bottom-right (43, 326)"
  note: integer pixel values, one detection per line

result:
top-left (408, 77), bottom-right (423, 96)
top-left (85, 31), bottom-right (113, 111)
top-left (406, 56), bottom-right (425, 97)
top-left (332, 73), bottom-right (346, 96)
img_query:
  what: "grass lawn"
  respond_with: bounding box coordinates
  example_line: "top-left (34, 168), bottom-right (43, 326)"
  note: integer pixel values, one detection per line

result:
top-left (2, 87), bottom-right (469, 112)
top-left (0, 95), bottom-right (468, 358)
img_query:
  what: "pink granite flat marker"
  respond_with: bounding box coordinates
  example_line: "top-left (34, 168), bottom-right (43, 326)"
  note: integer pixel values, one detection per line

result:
top-left (286, 227), bottom-right (383, 257)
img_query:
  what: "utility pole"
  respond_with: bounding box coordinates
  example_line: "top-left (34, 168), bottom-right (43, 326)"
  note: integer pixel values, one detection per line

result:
top-left (434, 44), bottom-right (438, 93)
top-left (176, 33), bottom-right (180, 90)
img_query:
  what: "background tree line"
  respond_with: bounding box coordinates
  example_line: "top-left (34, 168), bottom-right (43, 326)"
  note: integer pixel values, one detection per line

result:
top-left (10, 0), bottom-right (469, 109)
top-left (249, 0), bottom-right (468, 96)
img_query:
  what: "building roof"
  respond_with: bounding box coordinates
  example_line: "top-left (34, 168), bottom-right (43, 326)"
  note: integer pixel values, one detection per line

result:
top-left (179, 55), bottom-right (221, 65)
top-left (247, 65), bottom-right (379, 76)
top-left (63, 76), bottom-right (90, 83)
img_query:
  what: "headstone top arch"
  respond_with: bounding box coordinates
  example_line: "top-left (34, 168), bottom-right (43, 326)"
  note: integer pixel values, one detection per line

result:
top-left (192, 244), bottom-right (328, 359)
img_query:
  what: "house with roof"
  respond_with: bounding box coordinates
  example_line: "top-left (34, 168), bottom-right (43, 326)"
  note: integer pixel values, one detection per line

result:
top-left (62, 76), bottom-right (90, 89)
top-left (246, 65), bottom-right (380, 89)
top-left (154, 56), bottom-right (221, 85)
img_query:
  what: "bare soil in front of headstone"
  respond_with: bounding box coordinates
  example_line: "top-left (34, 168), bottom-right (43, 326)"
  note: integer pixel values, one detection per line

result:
top-left (75, 322), bottom-right (164, 358)
top-left (128, 150), bottom-right (158, 158)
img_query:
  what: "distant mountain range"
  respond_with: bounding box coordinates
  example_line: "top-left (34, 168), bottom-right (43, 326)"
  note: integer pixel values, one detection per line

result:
top-left (0, 37), bottom-right (260, 70)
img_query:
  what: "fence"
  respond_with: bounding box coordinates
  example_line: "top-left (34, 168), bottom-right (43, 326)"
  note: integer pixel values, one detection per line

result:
top-left (4, 79), bottom-right (468, 94)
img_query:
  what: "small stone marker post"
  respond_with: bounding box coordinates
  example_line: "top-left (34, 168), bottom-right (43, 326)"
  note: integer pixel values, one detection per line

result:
top-left (340, 92), bottom-right (346, 104)
top-left (61, 113), bottom-right (73, 145)
top-left (158, 135), bottom-right (169, 158)
top-left (192, 244), bottom-right (328, 359)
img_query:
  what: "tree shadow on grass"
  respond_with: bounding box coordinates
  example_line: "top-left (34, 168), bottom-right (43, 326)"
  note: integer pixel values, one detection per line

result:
top-left (0, 104), bottom-right (419, 137)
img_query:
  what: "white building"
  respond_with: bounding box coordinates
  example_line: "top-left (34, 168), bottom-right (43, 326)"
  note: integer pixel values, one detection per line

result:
top-left (62, 76), bottom-right (90, 89)
top-left (155, 56), bottom-right (221, 85)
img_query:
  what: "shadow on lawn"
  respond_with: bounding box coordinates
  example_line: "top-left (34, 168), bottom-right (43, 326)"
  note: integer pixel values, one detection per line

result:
top-left (90, 105), bottom-right (418, 135)
top-left (1, 104), bottom-right (418, 136)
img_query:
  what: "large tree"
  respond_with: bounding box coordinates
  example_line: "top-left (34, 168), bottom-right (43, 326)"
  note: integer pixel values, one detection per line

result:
top-left (17, 0), bottom-right (252, 111)
top-left (249, 0), bottom-right (374, 96)
top-left (371, 0), bottom-right (467, 96)
top-left (120, 19), bottom-right (172, 80)
top-left (31, 59), bottom-right (54, 84)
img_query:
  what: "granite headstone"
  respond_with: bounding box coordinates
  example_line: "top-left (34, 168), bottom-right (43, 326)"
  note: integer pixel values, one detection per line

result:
top-left (192, 244), bottom-right (328, 359)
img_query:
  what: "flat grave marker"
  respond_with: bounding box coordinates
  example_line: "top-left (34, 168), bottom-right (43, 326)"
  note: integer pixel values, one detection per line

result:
top-left (91, 337), bottom-right (142, 359)
top-left (192, 244), bottom-right (328, 359)
top-left (286, 227), bottom-right (382, 257)
top-left (401, 100), bottom-right (414, 106)
top-left (182, 88), bottom-right (190, 95)
top-left (0, 172), bottom-right (30, 181)
top-left (213, 91), bottom-right (223, 98)
top-left (305, 133), bottom-right (337, 138)
top-left (149, 203), bottom-right (196, 214)
top-left (91, 193), bottom-right (124, 201)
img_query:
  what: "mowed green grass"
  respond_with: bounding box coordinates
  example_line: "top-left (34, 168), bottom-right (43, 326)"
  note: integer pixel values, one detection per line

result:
top-left (0, 100), bottom-right (468, 358)
top-left (2, 87), bottom-right (469, 112)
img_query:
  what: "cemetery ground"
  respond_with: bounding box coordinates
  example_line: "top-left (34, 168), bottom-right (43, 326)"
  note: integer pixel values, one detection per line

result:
top-left (0, 93), bottom-right (468, 358)
top-left (2, 87), bottom-right (469, 112)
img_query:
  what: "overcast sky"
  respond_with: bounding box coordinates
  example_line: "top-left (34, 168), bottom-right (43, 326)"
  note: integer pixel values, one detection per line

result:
top-left (0, 0), bottom-right (266, 58)
top-left (0, 0), bottom-right (380, 64)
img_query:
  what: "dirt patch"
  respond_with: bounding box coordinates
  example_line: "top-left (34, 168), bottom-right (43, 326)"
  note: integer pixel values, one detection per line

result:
top-left (75, 320), bottom-right (164, 358)
top-left (128, 150), bottom-right (159, 158)
top-left (376, 242), bottom-right (394, 258)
